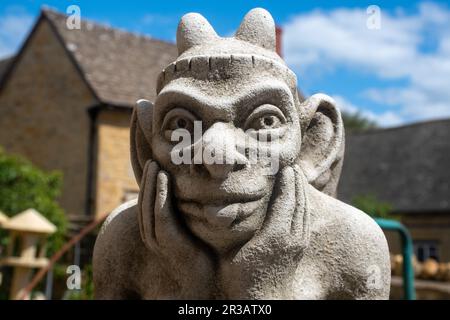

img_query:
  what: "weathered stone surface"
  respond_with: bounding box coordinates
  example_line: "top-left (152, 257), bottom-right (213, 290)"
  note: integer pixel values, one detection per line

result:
top-left (94, 8), bottom-right (390, 299)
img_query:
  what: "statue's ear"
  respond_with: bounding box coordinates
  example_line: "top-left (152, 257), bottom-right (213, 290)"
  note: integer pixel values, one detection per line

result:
top-left (298, 94), bottom-right (345, 197)
top-left (130, 99), bottom-right (154, 186)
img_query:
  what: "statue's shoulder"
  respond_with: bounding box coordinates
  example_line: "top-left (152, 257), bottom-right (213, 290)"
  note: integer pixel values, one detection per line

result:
top-left (309, 185), bottom-right (388, 252)
top-left (308, 186), bottom-right (391, 298)
top-left (93, 200), bottom-right (144, 277)
top-left (96, 199), bottom-right (140, 244)
top-left (93, 200), bottom-right (149, 298)
top-left (98, 199), bottom-right (139, 236)
top-left (94, 199), bottom-right (166, 269)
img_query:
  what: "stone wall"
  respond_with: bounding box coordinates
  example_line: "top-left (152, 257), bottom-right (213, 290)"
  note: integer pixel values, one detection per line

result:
top-left (0, 19), bottom-right (97, 217)
top-left (402, 215), bottom-right (450, 262)
top-left (94, 109), bottom-right (137, 218)
top-left (384, 214), bottom-right (450, 262)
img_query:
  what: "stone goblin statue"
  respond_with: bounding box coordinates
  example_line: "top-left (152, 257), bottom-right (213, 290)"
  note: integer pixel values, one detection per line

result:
top-left (93, 8), bottom-right (391, 299)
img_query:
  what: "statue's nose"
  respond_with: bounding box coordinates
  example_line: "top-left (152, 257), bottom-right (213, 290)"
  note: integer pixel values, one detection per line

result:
top-left (200, 122), bottom-right (247, 179)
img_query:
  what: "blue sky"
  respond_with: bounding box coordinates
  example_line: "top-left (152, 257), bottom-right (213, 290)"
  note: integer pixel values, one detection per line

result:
top-left (1, 0), bottom-right (450, 126)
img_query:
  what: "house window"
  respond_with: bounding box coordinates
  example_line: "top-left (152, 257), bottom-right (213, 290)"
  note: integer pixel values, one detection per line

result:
top-left (413, 240), bottom-right (439, 262)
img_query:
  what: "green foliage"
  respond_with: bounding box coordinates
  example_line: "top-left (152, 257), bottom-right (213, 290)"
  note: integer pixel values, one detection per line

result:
top-left (352, 194), bottom-right (397, 220)
top-left (342, 111), bottom-right (378, 132)
top-left (0, 147), bottom-right (67, 255)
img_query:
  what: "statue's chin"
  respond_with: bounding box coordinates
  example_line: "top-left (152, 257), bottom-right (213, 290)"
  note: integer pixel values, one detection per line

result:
top-left (178, 196), bottom-right (269, 253)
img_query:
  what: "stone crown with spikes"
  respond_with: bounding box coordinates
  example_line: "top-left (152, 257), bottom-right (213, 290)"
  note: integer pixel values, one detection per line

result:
top-left (156, 8), bottom-right (298, 96)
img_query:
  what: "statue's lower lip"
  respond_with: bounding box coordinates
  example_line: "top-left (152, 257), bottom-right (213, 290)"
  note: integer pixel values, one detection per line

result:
top-left (178, 197), bottom-right (263, 227)
top-left (176, 189), bottom-right (266, 206)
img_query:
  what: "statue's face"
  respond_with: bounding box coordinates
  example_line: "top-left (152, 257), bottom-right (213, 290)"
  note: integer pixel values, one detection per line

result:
top-left (151, 71), bottom-right (302, 251)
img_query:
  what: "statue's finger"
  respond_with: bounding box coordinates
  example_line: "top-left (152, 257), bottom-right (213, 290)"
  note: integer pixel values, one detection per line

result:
top-left (292, 165), bottom-right (310, 246)
top-left (262, 165), bottom-right (296, 236)
top-left (138, 160), bottom-right (159, 250)
top-left (154, 170), bottom-right (189, 248)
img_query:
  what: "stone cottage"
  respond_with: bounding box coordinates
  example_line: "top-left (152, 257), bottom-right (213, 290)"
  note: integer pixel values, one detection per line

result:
top-left (0, 9), bottom-right (178, 231)
top-left (339, 120), bottom-right (450, 262)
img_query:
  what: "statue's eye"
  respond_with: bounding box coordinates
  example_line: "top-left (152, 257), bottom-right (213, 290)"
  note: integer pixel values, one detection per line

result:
top-left (168, 116), bottom-right (194, 131)
top-left (250, 114), bottom-right (282, 130)
top-left (162, 108), bottom-right (197, 140)
top-left (245, 104), bottom-right (286, 131)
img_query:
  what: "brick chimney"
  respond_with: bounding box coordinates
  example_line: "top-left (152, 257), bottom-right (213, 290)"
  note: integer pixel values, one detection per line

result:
top-left (275, 26), bottom-right (282, 57)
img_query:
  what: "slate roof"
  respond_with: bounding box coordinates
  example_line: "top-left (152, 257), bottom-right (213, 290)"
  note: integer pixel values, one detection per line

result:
top-left (0, 9), bottom-right (178, 107)
top-left (338, 119), bottom-right (450, 214)
top-left (0, 56), bottom-right (13, 80)
top-left (42, 9), bottom-right (179, 106)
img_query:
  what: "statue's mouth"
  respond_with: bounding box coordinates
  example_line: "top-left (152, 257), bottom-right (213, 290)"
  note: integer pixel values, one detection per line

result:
top-left (178, 195), bottom-right (265, 228)
top-left (175, 185), bottom-right (267, 204)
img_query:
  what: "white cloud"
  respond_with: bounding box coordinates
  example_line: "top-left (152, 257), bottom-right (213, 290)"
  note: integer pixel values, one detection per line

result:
top-left (332, 95), bottom-right (403, 127)
top-left (0, 8), bottom-right (34, 58)
top-left (140, 13), bottom-right (174, 26)
top-left (283, 2), bottom-right (450, 125)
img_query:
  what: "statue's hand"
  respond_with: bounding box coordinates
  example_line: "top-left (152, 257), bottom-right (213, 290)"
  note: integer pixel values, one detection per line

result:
top-left (138, 161), bottom-right (215, 299)
top-left (220, 165), bottom-right (310, 299)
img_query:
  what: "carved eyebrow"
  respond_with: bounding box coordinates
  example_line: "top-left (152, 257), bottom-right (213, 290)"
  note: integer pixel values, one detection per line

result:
top-left (155, 80), bottom-right (293, 118)
top-left (234, 81), bottom-right (293, 107)
top-left (156, 84), bottom-right (228, 114)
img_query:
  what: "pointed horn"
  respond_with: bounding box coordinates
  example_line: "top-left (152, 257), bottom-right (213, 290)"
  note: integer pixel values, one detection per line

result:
top-left (176, 12), bottom-right (218, 55)
top-left (235, 8), bottom-right (276, 51)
